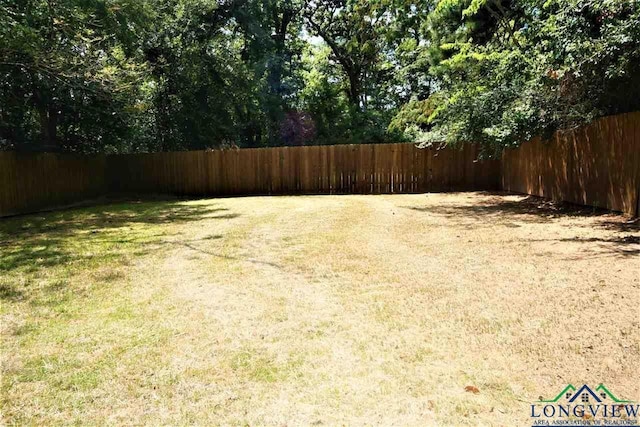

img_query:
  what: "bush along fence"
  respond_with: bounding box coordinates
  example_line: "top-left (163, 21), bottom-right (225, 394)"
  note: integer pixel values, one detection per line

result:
top-left (0, 111), bottom-right (638, 217)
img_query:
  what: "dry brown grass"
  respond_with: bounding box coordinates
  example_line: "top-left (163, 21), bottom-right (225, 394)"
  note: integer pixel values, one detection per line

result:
top-left (1, 192), bottom-right (639, 425)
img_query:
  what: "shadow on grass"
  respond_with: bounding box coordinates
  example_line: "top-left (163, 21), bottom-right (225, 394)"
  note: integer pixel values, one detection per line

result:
top-left (404, 193), bottom-right (621, 221)
top-left (402, 192), bottom-right (640, 258)
top-left (503, 236), bottom-right (640, 259)
top-left (558, 237), bottom-right (640, 259)
top-left (405, 192), bottom-right (638, 226)
top-left (0, 199), bottom-right (240, 301)
top-left (2, 199), bottom-right (237, 236)
top-left (0, 283), bottom-right (24, 301)
top-left (172, 240), bottom-right (285, 270)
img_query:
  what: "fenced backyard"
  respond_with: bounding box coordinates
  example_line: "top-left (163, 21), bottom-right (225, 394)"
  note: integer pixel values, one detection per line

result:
top-left (1, 113), bottom-right (639, 425)
top-left (4, 0), bottom-right (640, 423)
top-left (1, 111), bottom-right (639, 217)
top-left (502, 111), bottom-right (640, 216)
top-left (109, 143), bottom-right (499, 196)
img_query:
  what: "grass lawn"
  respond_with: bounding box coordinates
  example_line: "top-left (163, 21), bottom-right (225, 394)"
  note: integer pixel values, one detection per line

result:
top-left (1, 192), bottom-right (639, 425)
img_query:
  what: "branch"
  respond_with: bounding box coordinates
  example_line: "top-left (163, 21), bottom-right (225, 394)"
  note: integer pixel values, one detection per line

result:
top-left (487, 0), bottom-right (522, 49)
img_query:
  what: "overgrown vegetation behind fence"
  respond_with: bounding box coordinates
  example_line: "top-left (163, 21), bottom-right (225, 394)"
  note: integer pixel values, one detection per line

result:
top-left (1, 112), bottom-right (638, 217)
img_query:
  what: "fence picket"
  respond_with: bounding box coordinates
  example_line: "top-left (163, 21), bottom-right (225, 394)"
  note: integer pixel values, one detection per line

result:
top-left (3, 113), bottom-right (637, 217)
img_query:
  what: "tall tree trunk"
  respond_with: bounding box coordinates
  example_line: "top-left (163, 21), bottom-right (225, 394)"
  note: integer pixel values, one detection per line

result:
top-left (38, 104), bottom-right (58, 150)
top-left (347, 70), bottom-right (361, 109)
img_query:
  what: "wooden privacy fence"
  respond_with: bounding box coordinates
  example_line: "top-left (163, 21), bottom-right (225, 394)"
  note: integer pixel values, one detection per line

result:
top-left (0, 112), bottom-right (638, 217)
top-left (502, 111), bottom-right (640, 216)
top-left (0, 144), bottom-right (497, 216)
top-left (109, 143), bottom-right (498, 196)
top-left (0, 152), bottom-right (108, 217)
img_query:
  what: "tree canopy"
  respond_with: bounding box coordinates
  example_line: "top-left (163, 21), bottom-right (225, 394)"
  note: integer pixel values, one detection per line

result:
top-left (1, 0), bottom-right (638, 154)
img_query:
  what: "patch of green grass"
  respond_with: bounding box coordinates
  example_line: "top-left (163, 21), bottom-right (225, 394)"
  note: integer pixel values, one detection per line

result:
top-left (0, 199), bottom-right (224, 424)
top-left (0, 199), bottom-right (228, 278)
top-left (18, 355), bottom-right (100, 391)
top-left (231, 351), bottom-right (281, 383)
top-left (229, 349), bottom-right (305, 383)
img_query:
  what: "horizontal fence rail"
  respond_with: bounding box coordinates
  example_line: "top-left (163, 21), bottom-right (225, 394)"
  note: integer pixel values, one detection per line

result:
top-left (1, 111), bottom-right (638, 217)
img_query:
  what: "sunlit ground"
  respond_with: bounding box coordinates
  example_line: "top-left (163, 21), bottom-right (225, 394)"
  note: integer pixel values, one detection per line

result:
top-left (1, 193), bottom-right (638, 425)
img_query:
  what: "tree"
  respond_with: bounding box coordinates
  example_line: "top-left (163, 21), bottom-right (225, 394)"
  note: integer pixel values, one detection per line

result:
top-left (414, 0), bottom-right (640, 153)
top-left (234, 0), bottom-right (306, 145)
top-left (303, 0), bottom-right (387, 110)
top-left (0, 0), bottom-right (150, 152)
top-left (4, 0), bottom-right (637, 153)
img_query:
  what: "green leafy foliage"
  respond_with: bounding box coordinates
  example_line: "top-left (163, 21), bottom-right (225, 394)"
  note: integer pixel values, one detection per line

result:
top-left (418, 0), bottom-right (640, 153)
top-left (0, 0), bottom-right (152, 152)
top-left (1, 0), bottom-right (638, 153)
